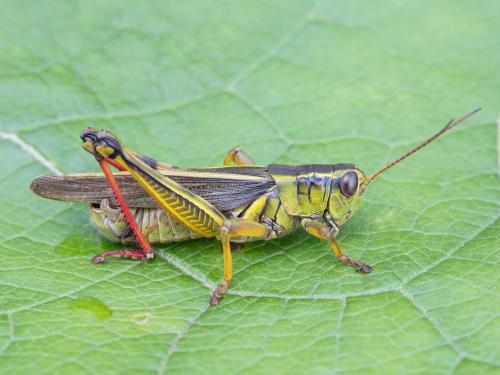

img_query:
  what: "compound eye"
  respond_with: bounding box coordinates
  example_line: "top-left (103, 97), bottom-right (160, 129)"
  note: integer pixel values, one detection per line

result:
top-left (340, 171), bottom-right (358, 197)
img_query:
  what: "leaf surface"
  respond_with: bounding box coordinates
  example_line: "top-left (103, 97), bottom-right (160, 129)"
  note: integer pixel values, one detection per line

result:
top-left (0, 1), bottom-right (499, 374)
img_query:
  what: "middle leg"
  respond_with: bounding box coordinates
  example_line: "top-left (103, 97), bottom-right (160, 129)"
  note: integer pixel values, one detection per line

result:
top-left (210, 219), bottom-right (271, 305)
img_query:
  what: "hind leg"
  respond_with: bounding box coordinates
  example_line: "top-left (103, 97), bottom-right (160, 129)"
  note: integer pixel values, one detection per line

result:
top-left (82, 128), bottom-right (155, 262)
top-left (90, 158), bottom-right (154, 263)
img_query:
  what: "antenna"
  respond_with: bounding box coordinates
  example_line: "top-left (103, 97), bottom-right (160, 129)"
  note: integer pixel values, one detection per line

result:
top-left (367, 108), bottom-right (482, 183)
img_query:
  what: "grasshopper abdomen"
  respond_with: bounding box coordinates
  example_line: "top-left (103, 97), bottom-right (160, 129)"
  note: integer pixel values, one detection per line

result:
top-left (90, 200), bottom-right (202, 244)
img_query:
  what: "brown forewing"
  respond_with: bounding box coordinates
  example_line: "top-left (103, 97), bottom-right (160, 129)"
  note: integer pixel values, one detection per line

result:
top-left (30, 167), bottom-right (276, 212)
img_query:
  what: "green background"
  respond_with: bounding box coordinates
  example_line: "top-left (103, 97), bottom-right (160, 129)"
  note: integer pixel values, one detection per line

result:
top-left (0, 1), bottom-right (499, 374)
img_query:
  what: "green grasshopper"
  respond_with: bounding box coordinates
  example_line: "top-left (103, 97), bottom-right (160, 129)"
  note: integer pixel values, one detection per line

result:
top-left (31, 109), bottom-right (480, 304)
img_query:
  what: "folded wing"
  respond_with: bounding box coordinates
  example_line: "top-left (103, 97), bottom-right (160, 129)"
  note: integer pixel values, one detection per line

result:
top-left (30, 166), bottom-right (276, 213)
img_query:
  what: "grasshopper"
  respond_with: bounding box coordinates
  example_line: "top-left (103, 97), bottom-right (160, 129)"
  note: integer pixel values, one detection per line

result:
top-left (31, 109), bottom-right (480, 305)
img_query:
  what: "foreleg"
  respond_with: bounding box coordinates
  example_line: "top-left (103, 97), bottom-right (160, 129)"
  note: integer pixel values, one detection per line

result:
top-left (301, 218), bottom-right (372, 273)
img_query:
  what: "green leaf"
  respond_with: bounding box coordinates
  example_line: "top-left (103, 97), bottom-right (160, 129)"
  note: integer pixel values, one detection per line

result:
top-left (1, 1), bottom-right (499, 374)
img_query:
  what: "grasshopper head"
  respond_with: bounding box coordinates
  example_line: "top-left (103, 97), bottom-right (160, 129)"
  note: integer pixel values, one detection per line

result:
top-left (80, 128), bottom-right (124, 159)
top-left (328, 167), bottom-right (368, 225)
